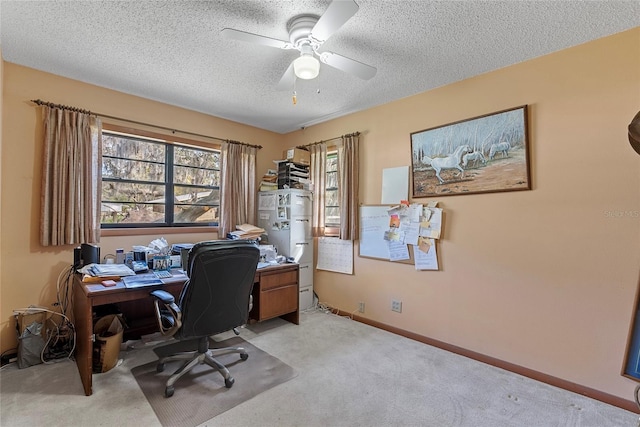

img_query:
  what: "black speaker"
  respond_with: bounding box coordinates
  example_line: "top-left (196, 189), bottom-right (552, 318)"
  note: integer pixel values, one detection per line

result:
top-left (73, 243), bottom-right (100, 270)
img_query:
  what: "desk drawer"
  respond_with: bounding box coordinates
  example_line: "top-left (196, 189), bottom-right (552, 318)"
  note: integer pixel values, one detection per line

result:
top-left (260, 269), bottom-right (297, 291)
top-left (259, 285), bottom-right (298, 320)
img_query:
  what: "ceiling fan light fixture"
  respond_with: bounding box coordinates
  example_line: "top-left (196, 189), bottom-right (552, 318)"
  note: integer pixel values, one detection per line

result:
top-left (293, 54), bottom-right (320, 80)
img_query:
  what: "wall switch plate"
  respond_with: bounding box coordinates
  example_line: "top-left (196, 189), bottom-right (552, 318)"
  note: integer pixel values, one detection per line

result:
top-left (391, 299), bottom-right (402, 313)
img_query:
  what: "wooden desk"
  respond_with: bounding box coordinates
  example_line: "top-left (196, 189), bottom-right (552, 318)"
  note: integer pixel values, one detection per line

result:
top-left (72, 263), bottom-right (299, 396)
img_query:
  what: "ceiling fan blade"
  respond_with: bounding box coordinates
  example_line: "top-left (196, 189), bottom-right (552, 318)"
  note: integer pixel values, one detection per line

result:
top-left (221, 28), bottom-right (292, 49)
top-left (311, 0), bottom-right (359, 43)
top-left (276, 62), bottom-right (296, 91)
top-left (319, 51), bottom-right (377, 80)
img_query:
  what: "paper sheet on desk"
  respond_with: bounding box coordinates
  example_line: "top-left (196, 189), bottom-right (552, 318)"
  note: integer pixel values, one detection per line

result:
top-left (122, 274), bottom-right (163, 288)
top-left (257, 261), bottom-right (279, 269)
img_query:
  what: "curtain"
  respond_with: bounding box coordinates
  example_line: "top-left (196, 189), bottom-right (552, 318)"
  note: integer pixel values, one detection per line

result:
top-left (309, 143), bottom-right (327, 237)
top-left (40, 106), bottom-right (102, 246)
top-left (219, 141), bottom-right (257, 238)
top-left (337, 133), bottom-right (359, 240)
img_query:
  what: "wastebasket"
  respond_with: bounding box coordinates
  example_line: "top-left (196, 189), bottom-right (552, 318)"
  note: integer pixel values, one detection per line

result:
top-left (92, 314), bottom-right (124, 373)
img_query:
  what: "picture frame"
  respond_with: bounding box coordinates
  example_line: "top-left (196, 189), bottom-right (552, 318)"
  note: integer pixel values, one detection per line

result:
top-left (410, 105), bottom-right (530, 198)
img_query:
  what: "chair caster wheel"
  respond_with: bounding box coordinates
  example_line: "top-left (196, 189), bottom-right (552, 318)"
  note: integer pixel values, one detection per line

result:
top-left (165, 386), bottom-right (174, 398)
top-left (225, 377), bottom-right (235, 388)
top-left (157, 363), bottom-right (165, 372)
top-left (240, 353), bottom-right (249, 361)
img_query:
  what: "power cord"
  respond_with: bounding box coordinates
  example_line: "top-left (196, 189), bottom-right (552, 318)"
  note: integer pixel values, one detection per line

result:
top-left (13, 264), bottom-right (78, 364)
top-left (13, 306), bottom-right (76, 364)
top-left (314, 301), bottom-right (356, 320)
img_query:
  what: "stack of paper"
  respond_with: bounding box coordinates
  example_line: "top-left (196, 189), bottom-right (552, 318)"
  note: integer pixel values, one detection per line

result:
top-left (80, 263), bottom-right (136, 283)
top-left (90, 264), bottom-right (136, 277)
top-left (122, 273), bottom-right (163, 288)
top-left (260, 169), bottom-right (278, 191)
top-left (227, 223), bottom-right (265, 240)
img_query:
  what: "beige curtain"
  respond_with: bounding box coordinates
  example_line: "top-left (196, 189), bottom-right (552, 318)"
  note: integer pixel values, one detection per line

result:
top-left (219, 141), bottom-right (257, 238)
top-left (40, 106), bottom-right (102, 246)
top-left (337, 133), bottom-right (359, 240)
top-left (309, 143), bottom-right (327, 237)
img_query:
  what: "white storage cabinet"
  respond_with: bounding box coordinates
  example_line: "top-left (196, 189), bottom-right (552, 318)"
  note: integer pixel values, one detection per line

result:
top-left (258, 189), bottom-right (314, 310)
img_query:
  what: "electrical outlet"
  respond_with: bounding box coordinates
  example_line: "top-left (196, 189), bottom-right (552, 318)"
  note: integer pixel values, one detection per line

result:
top-left (358, 302), bottom-right (365, 313)
top-left (391, 299), bottom-right (402, 313)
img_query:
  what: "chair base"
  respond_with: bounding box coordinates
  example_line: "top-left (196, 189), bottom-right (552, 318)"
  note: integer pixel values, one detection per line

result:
top-left (157, 337), bottom-right (249, 398)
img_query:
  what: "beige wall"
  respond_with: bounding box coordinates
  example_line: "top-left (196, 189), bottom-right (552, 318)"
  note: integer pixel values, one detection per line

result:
top-left (284, 28), bottom-right (640, 401)
top-left (0, 64), bottom-right (283, 352)
top-left (1, 28), bottom-right (638, 403)
top-left (0, 46), bottom-right (3, 323)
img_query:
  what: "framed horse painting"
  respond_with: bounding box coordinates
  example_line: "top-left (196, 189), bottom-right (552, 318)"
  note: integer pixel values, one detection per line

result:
top-left (410, 105), bottom-right (531, 198)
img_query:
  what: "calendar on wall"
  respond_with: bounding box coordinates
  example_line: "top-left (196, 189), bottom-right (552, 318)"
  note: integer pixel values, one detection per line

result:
top-left (317, 237), bottom-right (353, 275)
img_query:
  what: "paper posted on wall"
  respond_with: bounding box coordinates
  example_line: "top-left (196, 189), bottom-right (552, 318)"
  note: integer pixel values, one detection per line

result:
top-left (420, 207), bottom-right (442, 239)
top-left (414, 238), bottom-right (438, 270)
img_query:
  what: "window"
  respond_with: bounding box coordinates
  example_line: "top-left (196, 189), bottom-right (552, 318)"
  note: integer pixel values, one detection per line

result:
top-left (325, 151), bottom-right (340, 228)
top-left (101, 130), bottom-right (220, 227)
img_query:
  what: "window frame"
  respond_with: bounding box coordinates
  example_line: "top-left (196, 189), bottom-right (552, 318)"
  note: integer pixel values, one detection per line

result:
top-left (100, 124), bottom-right (221, 232)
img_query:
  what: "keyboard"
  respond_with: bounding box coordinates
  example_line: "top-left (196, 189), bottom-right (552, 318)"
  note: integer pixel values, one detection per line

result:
top-left (153, 270), bottom-right (173, 279)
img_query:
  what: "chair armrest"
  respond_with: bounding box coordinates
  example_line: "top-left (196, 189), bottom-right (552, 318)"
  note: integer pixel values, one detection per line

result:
top-left (150, 289), bottom-right (175, 304)
top-left (150, 290), bottom-right (181, 336)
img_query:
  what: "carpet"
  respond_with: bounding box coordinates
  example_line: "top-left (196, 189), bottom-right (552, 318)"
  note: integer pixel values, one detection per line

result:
top-left (131, 336), bottom-right (296, 427)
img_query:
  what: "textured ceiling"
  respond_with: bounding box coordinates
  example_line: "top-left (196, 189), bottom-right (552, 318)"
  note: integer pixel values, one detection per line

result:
top-left (1, 1), bottom-right (639, 134)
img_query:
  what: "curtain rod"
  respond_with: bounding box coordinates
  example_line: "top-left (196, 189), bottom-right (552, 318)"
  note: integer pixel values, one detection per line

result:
top-left (30, 99), bottom-right (262, 149)
top-left (298, 131), bottom-right (361, 149)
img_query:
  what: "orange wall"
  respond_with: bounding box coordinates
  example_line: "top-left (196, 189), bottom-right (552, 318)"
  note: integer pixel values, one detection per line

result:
top-left (284, 28), bottom-right (640, 401)
top-left (1, 28), bottom-right (639, 403)
top-left (0, 64), bottom-right (283, 352)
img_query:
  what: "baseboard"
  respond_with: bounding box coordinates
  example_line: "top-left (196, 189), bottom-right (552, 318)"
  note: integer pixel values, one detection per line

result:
top-left (331, 308), bottom-right (639, 414)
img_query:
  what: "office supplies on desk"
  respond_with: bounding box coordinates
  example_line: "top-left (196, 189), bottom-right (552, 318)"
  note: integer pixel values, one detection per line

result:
top-left (257, 261), bottom-right (277, 269)
top-left (90, 263), bottom-right (136, 277)
top-left (131, 261), bottom-right (148, 272)
top-left (122, 273), bottom-right (163, 288)
top-left (171, 243), bottom-right (194, 254)
top-left (153, 270), bottom-right (173, 279)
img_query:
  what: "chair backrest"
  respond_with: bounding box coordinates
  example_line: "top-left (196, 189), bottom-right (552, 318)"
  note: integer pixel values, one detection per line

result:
top-left (176, 240), bottom-right (260, 340)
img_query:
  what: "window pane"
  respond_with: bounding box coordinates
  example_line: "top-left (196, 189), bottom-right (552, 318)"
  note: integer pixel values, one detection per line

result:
top-left (102, 181), bottom-right (165, 204)
top-left (173, 186), bottom-right (219, 224)
top-left (102, 157), bottom-right (165, 181)
top-left (326, 170), bottom-right (338, 189)
top-left (174, 146), bottom-right (220, 169)
top-left (174, 165), bottom-right (219, 186)
top-left (173, 186), bottom-right (220, 205)
top-left (325, 188), bottom-right (338, 207)
top-left (174, 205), bottom-right (219, 224)
top-left (325, 207), bottom-right (340, 226)
top-left (327, 154), bottom-right (337, 172)
top-left (101, 202), bottom-right (165, 224)
top-left (102, 134), bottom-right (165, 162)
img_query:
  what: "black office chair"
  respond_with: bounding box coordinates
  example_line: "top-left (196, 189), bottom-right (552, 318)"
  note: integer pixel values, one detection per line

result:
top-left (149, 240), bottom-right (260, 398)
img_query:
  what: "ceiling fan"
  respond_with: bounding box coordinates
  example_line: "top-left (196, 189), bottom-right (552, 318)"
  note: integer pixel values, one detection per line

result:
top-left (221, 0), bottom-right (377, 91)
